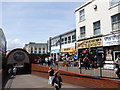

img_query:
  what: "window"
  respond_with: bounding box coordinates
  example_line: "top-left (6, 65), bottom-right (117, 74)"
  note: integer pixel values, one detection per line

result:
top-left (65, 37), bottom-right (67, 44)
top-left (43, 48), bottom-right (45, 50)
top-left (72, 35), bottom-right (76, 42)
top-left (43, 51), bottom-right (45, 54)
top-left (110, 0), bottom-right (120, 6)
top-left (79, 9), bottom-right (85, 21)
top-left (80, 26), bottom-right (86, 38)
top-left (68, 36), bottom-right (71, 43)
top-left (35, 51), bottom-right (37, 53)
top-left (39, 51), bottom-right (41, 54)
top-left (111, 13), bottom-right (120, 31)
top-left (61, 38), bottom-right (64, 44)
top-left (93, 21), bottom-right (101, 35)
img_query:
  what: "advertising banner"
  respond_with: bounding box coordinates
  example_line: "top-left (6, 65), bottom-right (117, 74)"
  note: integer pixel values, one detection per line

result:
top-left (103, 34), bottom-right (120, 46)
top-left (105, 49), bottom-right (112, 61)
top-left (77, 37), bottom-right (102, 49)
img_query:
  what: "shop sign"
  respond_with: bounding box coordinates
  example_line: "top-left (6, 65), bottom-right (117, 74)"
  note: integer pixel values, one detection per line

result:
top-left (103, 64), bottom-right (115, 69)
top-left (50, 49), bottom-right (60, 53)
top-left (77, 37), bottom-right (102, 49)
top-left (61, 47), bottom-right (75, 53)
top-left (103, 34), bottom-right (120, 46)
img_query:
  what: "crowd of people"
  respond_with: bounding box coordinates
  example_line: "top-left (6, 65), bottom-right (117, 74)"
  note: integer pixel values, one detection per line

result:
top-left (34, 54), bottom-right (98, 70)
top-left (33, 56), bottom-right (59, 67)
top-left (33, 53), bottom-right (120, 79)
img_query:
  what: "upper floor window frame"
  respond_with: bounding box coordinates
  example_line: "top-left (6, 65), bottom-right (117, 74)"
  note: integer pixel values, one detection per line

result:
top-left (111, 13), bottom-right (120, 31)
top-left (80, 26), bottom-right (86, 38)
top-left (110, 0), bottom-right (120, 7)
top-left (79, 9), bottom-right (85, 21)
top-left (93, 20), bottom-right (101, 35)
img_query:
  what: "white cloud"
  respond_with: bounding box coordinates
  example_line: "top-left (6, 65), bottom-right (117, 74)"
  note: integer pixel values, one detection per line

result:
top-left (7, 38), bottom-right (25, 50)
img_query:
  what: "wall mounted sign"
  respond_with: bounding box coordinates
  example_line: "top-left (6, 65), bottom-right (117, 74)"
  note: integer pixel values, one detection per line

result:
top-left (77, 37), bottom-right (102, 49)
top-left (61, 47), bottom-right (75, 53)
top-left (50, 49), bottom-right (60, 53)
top-left (103, 34), bottom-right (120, 46)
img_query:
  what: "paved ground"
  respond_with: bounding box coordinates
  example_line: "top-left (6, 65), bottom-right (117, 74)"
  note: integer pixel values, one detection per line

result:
top-left (5, 74), bottom-right (86, 89)
top-left (40, 63), bottom-right (118, 79)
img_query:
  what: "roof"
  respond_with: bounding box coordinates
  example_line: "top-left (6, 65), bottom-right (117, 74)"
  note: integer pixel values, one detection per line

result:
top-left (51, 29), bottom-right (76, 40)
top-left (75, 0), bottom-right (94, 12)
top-left (28, 42), bottom-right (47, 45)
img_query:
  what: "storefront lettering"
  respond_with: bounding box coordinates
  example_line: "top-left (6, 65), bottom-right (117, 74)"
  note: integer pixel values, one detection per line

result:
top-left (77, 38), bottom-right (102, 49)
top-left (104, 34), bottom-right (120, 41)
top-left (61, 47), bottom-right (75, 52)
top-left (103, 34), bottom-right (120, 46)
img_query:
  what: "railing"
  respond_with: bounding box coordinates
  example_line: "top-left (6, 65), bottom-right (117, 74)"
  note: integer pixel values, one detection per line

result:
top-left (33, 61), bottom-right (118, 79)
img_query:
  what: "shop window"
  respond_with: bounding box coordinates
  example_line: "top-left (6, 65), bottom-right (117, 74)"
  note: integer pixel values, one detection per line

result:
top-left (79, 9), bottom-right (85, 21)
top-left (93, 20), bottom-right (101, 35)
top-left (80, 26), bottom-right (86, 38)
top-left (111, 13), bottom-right (120, 31)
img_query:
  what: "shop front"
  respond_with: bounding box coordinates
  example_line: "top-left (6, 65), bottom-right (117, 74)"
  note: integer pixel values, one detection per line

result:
top-left (50, 49), bottom-right (60, 61)
top-left (103, 34), bottom-right (120, 69)
top-left (77, 37), bottom-right (103, 68)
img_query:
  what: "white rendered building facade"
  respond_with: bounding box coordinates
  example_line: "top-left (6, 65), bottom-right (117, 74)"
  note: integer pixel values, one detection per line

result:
top-left (75, 0), bottom-right (120, 40)
top-left (75, 0), bottom-right (120, 69)
top-left (24, 42), bottom-right (48, 54)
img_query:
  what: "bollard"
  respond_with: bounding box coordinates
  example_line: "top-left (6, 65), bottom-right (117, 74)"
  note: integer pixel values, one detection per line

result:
top-left (100, 67), bottom-right (102, 77)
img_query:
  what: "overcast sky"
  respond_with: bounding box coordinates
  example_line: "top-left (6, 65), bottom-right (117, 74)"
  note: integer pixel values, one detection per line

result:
top-left (2, 1), bottom-right (86, 50)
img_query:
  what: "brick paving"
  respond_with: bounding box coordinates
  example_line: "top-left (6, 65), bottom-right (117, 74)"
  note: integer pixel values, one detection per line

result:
top-left (5, 74), bottom-right (85, 89)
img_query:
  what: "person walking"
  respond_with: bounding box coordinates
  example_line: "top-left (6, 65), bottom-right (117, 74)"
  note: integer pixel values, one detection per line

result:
top-left (52, 71), bottom-right (62, 90)
top-left (13, 67), bottom-right (17, 77)
top-left (83, 55), bottom-right (90, 70)
top-left (48, 67), bottom-right (54, 85)
top-left (45, 57), bottom-right (48, 66)
top-left (114, 54), bottom-right (120, 79)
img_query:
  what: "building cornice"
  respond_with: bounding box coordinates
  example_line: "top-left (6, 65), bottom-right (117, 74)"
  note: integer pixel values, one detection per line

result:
top-left (51, 29), bottom-right (76, 40)
top-left (75, 0), bottom-right (95, 12)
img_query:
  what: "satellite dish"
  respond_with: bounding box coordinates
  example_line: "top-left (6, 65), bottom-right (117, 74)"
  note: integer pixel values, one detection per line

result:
top-left (93, 5), bottom-right (97, 10)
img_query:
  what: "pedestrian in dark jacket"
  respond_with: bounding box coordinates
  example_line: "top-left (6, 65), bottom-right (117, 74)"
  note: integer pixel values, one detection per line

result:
top-left (48, 67), bottom-right (54, 85)
top-left (83, 55), bottom-right (90, 70)
top-left (52, 71), bottom-right (62, 90)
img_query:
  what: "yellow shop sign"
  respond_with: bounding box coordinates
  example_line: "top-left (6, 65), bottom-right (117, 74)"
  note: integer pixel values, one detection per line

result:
top-left (77, 37), bottom-right (102, 49)
top-left (61, 47), bottom-right (75, 53)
